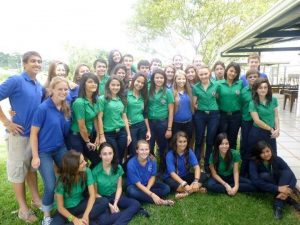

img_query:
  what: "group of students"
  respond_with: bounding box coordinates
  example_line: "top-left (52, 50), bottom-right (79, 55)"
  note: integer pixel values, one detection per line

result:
top-left (0, 50), bottom-right (300, 225)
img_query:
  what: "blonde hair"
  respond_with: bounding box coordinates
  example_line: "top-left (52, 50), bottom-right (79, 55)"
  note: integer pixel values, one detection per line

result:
top-left (172, 70), bottom-right (194, 113)
top-left (49, 76), bottom-right (71, 118)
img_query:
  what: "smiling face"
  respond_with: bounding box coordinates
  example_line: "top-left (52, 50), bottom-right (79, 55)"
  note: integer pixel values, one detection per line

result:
top-left (24, 55), bottom-right (42, 76)
top-left (154, 73), bottom-right (165, 88)
top-left (139, 65), bottom-right (150, 74)
top-left (186, 68), bottom-right (196, 81)
top-left (55, 64), bottom-right (66, 77)
top-left (95, 62), bottom-right (107, 77)
top-left (51, 81), bottom-right (69, 102)
top-left (226, 66), bottom-right (237, 82)
top-left (175, 73), bottom-right (186, 89)
top-left (248, 58), bottom-right (260, 70)
top-left (219, 138), bottom-right (230, 155)
top-left (133, 75), bottom-right (145, 92)
top-left (109, 79), bottom-right (121, 96)
top-left (176, 136), bottom-right (188, 154)
top-left (85, 78), bottom-right (98, 94)
top-left (123, 56), bottom-right (133, 70)
top-left (198, 68), bottom-right (210, 83)
top-left (100, 146), bottom-right (114, 165)
top-left (247, 73), bottom-right (259, 87)
top-left (78, 154), bottom-right (87, 172)
top-left (113, 51), bottom-right (121, 63)
top-left (115, 68), bottom-right (126, 81)
top-left (76, 65), bottom-right (90, 82)
top-left (260, 147), bottom-right (272, 161)
top-left (136, 143), bottom-right (150, 161)
top-left (257, 82), bottom-right (268, 98)
top-left (173, 55), bottom-right (183, 69)
top-left (214, 65), bottom-right (225, 80)
top-left (165, 67), bottom-right (175, 82)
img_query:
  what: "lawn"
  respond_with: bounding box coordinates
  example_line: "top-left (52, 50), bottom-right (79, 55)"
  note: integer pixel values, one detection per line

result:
top-left (0, 143), bottom-right (299, 225)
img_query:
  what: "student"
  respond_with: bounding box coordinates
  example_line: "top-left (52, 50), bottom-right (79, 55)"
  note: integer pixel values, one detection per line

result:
top-left (165, 65), bottom-right (176, 89)
top-left (148, 69), bottom-right (174, 168)
top-left (217, 62), bottom-right (243, 150)
top-left (30, 77), bottom-right (70, 225)
top-left (98, 76), bottom-right (131, 163)
top-left (92, 142), bottom-right (140, 225)
top-left (164, 132), bottom-right (207, 199)
top-left (249, 141), bottom-right (300, 219)
top-left (51, 150), bottom-right (107, 225)
top-left (193, 66), bottom-right (220, 171)
top-left (185, 65), bottom-right (199, 87)
top-left (108, 49), bottom-right (122, 75)
top-left (149, 58), bottom-right (162, 80)
top-left (0, 51), bottom-right (43, 223)
top-left (248, 78), bottom-right (279, 154)
top-left (127, 73), bottom-right (151, 156)
top-left (126, 140), bottom-right (174, 205)
top-left (67, 73), bottom-right (100, 168)
top-left (212, 61), bottom-right (225, 81)
top-left (172, 70), bottom-right (193, 142)
top-left (112, 64), bottom-right (128, 82)
top-left (173, 54), bottom-right (183, 70)
top-left (207, 133), bottom-right (256, 195)
top-left (240, 69), bottom-right (259, 176)
top-left (93, 58), bottom-right (109, 96)
top-left (122, 54), bottom-right (135, 83)
top-left (137, 59), bottom-right (150, 74)
top-left (192, 55), bottom-right (203, 71)
top-left (240, 53), bottom-right (268, 87)
top-left (73, 64), bottom-right (90, 84)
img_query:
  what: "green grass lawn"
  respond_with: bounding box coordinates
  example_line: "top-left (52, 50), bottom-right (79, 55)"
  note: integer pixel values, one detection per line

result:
top-left (0, 143), bottom-right (299, 225)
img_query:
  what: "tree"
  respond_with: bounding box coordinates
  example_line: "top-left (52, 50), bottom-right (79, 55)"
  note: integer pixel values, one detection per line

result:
top-left (129, 0), bottom-right (278, 64)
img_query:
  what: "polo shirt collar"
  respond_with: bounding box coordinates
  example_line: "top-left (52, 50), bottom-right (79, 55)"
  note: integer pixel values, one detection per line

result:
top-left (21, 71), bottom-right (36, 82)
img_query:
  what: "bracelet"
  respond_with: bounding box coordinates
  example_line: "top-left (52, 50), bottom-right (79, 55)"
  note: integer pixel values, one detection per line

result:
top-left (3, 120), bottom-right (11, 127)
top-left (67, 215), bottom-right (74, 222)
top-left (85, 140), bottom-right (90, 144)
top-left (181, 181), bottom-right (188, 187)
top-left (99, 133), bottom-right (104, 136)
top-left (167, 129), bottom-right (172, 131)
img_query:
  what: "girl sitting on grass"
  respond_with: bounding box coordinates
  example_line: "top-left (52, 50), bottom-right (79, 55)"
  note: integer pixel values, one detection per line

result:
top-left (126, 140), bottom-right (174, 206)
top-left (207, 133), bottom-right (256, 196)
top-left (163, 131), bottom-right (207, 199)
top-left (249, 140), bottom-right (300, 220)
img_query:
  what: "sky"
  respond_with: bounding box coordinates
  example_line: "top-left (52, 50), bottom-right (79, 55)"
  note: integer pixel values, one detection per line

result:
top-left (0, 0), bottom-right (138, 61)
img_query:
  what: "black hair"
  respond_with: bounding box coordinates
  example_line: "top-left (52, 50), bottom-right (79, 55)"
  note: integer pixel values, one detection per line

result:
top-left (212, 133), bottom-right (232, 172)
top-left (252, 78), bottom-right (272, 105)
top-left (78, 73), bottom-right (99, 103)
top-left (98, 142), bottom-right (119, 174)
top-left (137, 59), bottom-right (150, 70)
top-left (93, 58), bottom-right (108, 69)
top-left (149, 68), bottom-right (167, 97)
top-left (22, 51), bottom-right (42, 63)
top-left (224, 62), bottom-right (241, 82)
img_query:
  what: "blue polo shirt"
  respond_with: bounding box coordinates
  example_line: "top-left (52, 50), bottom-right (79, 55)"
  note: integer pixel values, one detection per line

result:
top-left (164, 149), bottom-right (198, 179)
top-left (66, 86), bottom-right (79, 104)
top-left (32, 98), bottom-right (70, 152)
top-left (0, 72), bottom-right (44, 136)
top-left (126, 156), bottom-right (157, 186)
top-left (240, 72), bottom-right (268, 87)
top-left (173, 91), bottom-right (193, 122)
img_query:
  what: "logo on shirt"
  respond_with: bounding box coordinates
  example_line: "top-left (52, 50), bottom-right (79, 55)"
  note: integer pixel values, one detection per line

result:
top-left (148, 164), bottom-right (153, 172)
top-left (160, 99), bottom-right (167, 105)
top-left (235, 90), bottom-right (240, 95)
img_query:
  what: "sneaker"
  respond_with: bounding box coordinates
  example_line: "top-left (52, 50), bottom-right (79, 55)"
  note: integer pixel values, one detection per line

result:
top-left (139, 208), bottom-right (150, 218)
top-left (42, 216), bottom-right (53, 225)
top-left (273, 207), bottom-right (283, 220)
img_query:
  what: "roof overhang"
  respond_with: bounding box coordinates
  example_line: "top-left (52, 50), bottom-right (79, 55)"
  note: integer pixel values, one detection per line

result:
top-left (220, 0), bottom-right (300, 57)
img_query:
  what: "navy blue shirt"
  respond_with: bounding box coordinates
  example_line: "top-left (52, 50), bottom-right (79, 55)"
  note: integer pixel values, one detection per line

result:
top-left (249, 156), bottom-right (296, 194)
top-left (0, 72), bottom-right (44, 136)
top-left (164, 149), bottom-right (198, 179)
top-left (240, 72), bottom-right (268, 87)
top-left (126, 156), bottom-right (157, 186)
top-left (32, 98), bottom-right (70, 152)
top-left (173, 91), bottom-right (193, 122)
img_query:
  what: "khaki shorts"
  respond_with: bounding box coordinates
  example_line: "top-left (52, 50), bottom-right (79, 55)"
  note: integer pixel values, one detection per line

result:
top-left (6, 134), bottom-right (35, 183)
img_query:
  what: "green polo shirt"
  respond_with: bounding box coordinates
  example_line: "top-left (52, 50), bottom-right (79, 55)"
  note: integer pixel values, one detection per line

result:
top-left (92, 162), bottom-right (124, 196)
top-left (98, 74), bottom-right (109, 96)
top-left (148, 88), bottom-right (174, 120)
top-left (98, 95), bottom-right (125, 132)
top-left (71, 98), bottom-right (98, 134)
top-left (192, 81), bottom-right (219, 111)
top-left (209, 150), bottom-right (241, 177)
top-left (249, 96), bottom-right (278, 128)
top-left (126, 90), bottom-right (146, 125)
top-left (217, 80), bottom-right (242, 112)
top-left (240, 86), bottom-right (253, 121)
top-left (55, 168), bottom-right (94, 209)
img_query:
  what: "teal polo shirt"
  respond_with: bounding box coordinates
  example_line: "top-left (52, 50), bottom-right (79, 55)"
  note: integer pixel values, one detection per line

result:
top-left (126, 90), bottom-right (146, 125)
top-left (217, 80), bottom-right (242, 112)
top-left (192, 81), bottom-right (219, 111)
top-left (240, 86), bottom-right (253, 121)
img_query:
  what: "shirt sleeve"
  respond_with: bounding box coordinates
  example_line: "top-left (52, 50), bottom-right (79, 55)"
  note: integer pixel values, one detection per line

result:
top-left (248, 100), bottom-right (257, 112)
top-left (166, 89), bottom-right (175, 104)
top-left (31, 105), bottom-right (46, 128)
top-left (208, 153), bottom-right (214, 165)
top-left (55, 177), bottom-right (64, 195)
top-left (97, 96), bottom-right (105, 113)
top-left (192, 85), bottom-right (197, 96)
top-left (151, 160), bottom-right (157, 176)
top-left (118, 165), bottom-right (124, 177)
top-left (166, 151), bottom-right (176, 174)
top-left (86, 168), bottom-right (95, 186)
top-left (232, 150), bottom-right (241, 163)
top-left (72, 99), bottom-right (86, 120)
top-left (127, 160), bottom-right (141, 185)
top-left (189, 149), bottom-right (199, 167)
top-left (0, 76), bottom-right (19, 101)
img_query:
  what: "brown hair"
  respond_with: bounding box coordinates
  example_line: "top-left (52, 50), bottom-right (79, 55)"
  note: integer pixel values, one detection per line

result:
top-left (248, 53), bottom-right (260, 62)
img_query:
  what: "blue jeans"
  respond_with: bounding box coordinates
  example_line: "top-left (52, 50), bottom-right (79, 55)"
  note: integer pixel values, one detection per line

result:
top-left (259, 170), bottom-right (297, 208)
top-left (98, 194), bottom-right (140, 225)
top-left (248, 126), bottom-right (277, 155)
top-left (127, 182), bottom-right (170, 204)
top-left (39, 146), bottom-right (67, 212)
top-left (240, 120), bottom-right (253, 176)
top-left (105, 127), bottom-right (128, 163)
top-left (172, 120), bottom-right (193, 142)
top-left (207, 175), bottom-right (256, 193)
top-left (67, 132), bottom-right (100, 168)
top-left (51, 197), bottom-right (109, 225)
top-left (218, 111), bottom-right (241, 150)
top-left (128, 121), bottom-right (147, 156)
top-left (194, 111), bottom-right (220, 168)
top-left (149, 119), bottom-right (169, 168)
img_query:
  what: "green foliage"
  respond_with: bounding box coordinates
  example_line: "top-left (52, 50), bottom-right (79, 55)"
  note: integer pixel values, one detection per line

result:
top-left (129, 0), bottom-right (278, 64)
top-left (0, 52), bottom-right (22, 69)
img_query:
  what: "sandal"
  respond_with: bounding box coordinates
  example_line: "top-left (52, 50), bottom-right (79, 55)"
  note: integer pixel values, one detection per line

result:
top-left (31, 200), bottom-right (42, 210)
top-left (18, 209), bottom-right (38, 224)
top-left (175, 192), bottom-right (189, 199)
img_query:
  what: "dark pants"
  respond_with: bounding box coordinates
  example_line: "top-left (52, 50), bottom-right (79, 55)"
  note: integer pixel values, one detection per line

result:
top-left (149, 119), bottom-right (169, 169)
top-left (105, 127), bottom-right (127, 164)
top-left (98, 194), bottom-right (140, 225)
top-left (259, 170), bottom-right (297, 208)
top-left (248, 126), bottom-right (277, 155)
top-left (51, 197), bottom-right (108, 225)
top-left (164, 172), bottom-right (208, 191)
top-left (207, 175), bottom-right (256, 193)
top-left (194, 111), bottom-right (220, 169)
top-left (172, 120), bottom-right (193, 142)
top-left (218, 111), bottom-right (241, 150)
top-left (67, 132), bottom-right (100, 169)
top-left (240, 120), bottom-right (253, 176)
top-left (128, 121), bottom-right (147, 156)
top-left (126, 182), bottom-right (170, 204)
